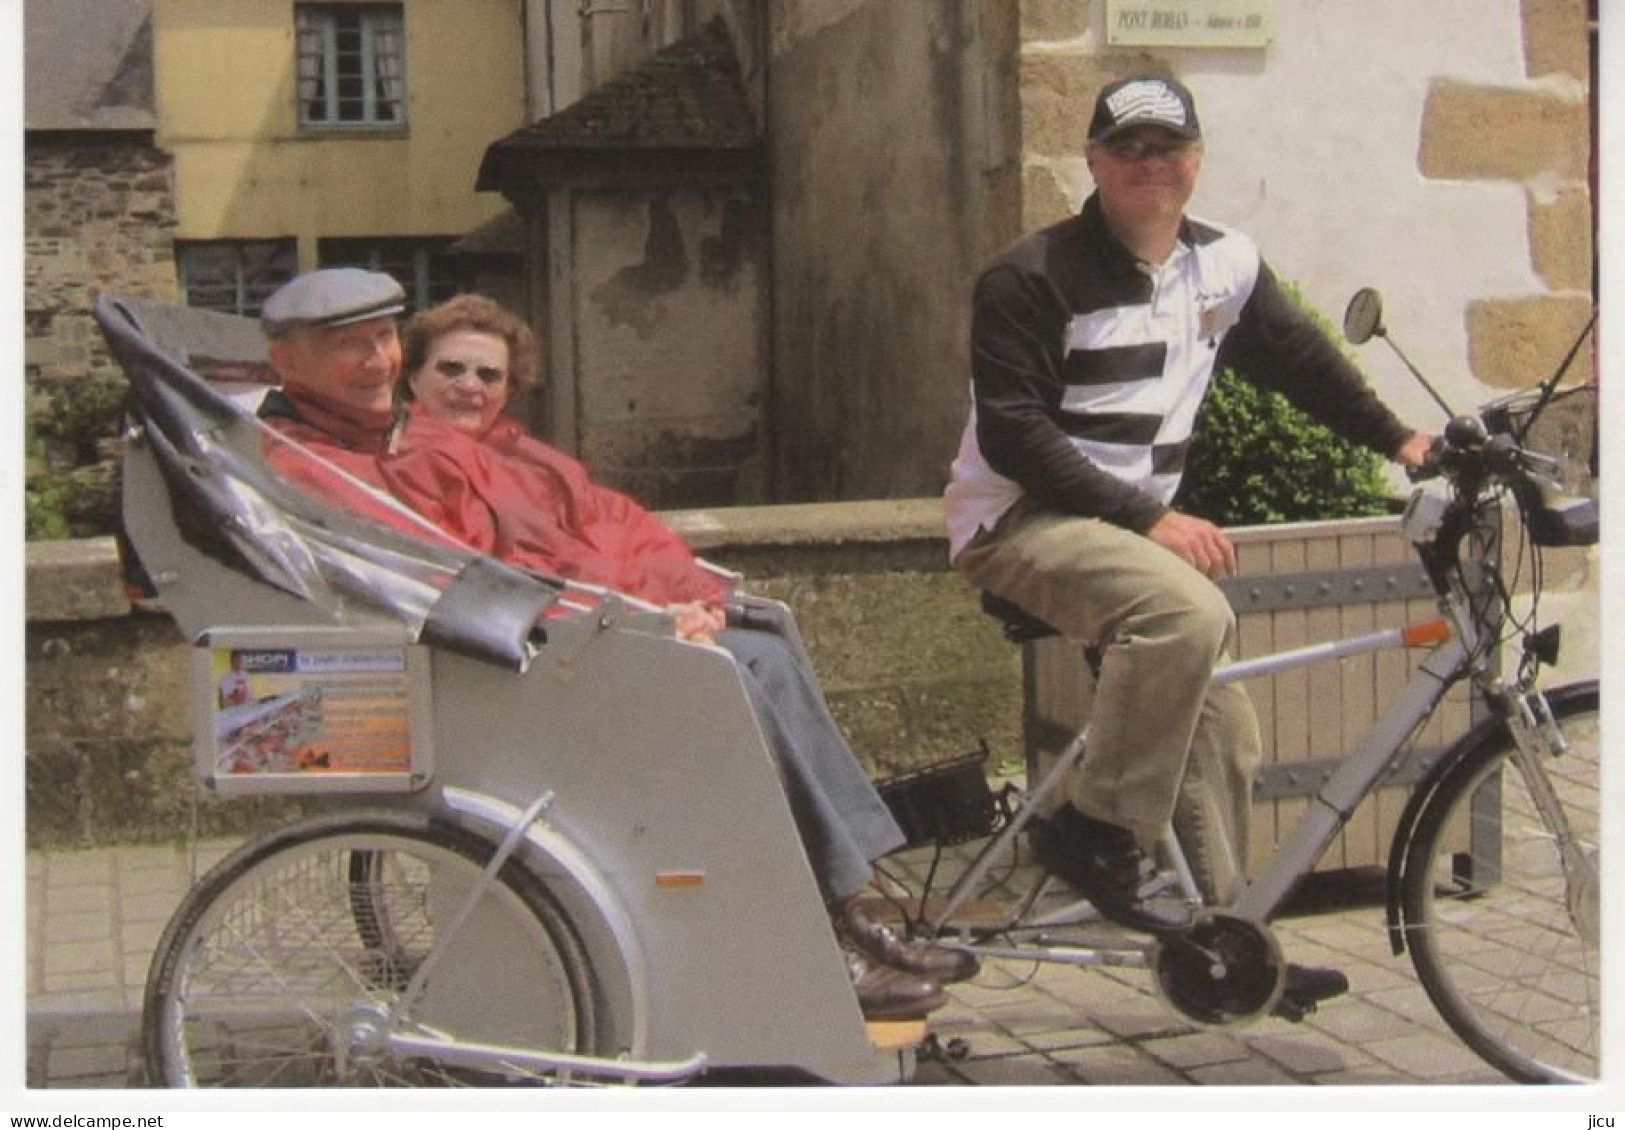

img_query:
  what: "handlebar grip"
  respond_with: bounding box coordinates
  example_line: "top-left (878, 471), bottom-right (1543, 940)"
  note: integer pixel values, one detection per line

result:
top-left (1406, 435), bottom-right (1447, 482)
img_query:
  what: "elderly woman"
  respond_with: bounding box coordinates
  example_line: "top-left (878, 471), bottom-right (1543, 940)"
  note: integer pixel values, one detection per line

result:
top-left (277, 285), bottom-right (975, 1018)
top-left (395, 294), bottom-right (729, 640)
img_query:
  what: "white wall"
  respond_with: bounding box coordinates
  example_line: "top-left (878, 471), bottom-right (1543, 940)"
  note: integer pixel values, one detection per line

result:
top-left (1058, 0), bottom-right (1571, 435)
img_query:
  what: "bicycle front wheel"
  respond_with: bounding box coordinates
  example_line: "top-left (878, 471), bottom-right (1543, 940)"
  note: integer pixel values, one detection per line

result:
top-left (1401, 683), bottom-right (1599, 1083)
top-left (144, 812), bottom-right (597, 1087)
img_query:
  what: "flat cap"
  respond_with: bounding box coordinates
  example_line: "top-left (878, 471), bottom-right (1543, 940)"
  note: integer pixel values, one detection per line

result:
top-left (260, 269), bottom-right (406, 338)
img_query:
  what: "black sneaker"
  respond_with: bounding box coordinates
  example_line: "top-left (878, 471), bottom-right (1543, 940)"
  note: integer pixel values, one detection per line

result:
top-left (1272, 963), bottom-right (1350, 1021)
top-left (1028, 805), bottom-right (1191, 934)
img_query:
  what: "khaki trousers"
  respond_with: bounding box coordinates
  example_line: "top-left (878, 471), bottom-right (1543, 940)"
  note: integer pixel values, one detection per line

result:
top-left (954, 500), bottom-right (1262, 904)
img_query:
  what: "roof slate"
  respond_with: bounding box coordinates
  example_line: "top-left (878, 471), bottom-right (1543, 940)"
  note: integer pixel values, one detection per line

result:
top-left (447, 209), bottom-right (526, 259)
top-left (479, 18), bottom-right (757, 189)
top-left (25, 0), bottom-right (156, 131)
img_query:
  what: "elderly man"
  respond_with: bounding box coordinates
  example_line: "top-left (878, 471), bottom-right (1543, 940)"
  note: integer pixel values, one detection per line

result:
top-left (945, 76), bottom-right (1433, 1017)
top-left (253, 269), bottom-right (976, 1020)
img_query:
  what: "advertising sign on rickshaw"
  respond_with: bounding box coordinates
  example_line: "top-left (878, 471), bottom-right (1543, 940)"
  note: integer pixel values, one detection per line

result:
top-left (196, 628), bottom-right (434, 794)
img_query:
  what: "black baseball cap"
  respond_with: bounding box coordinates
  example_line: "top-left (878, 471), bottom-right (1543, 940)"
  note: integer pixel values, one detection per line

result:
top-left (1088, 75), bottom-right (1202, 142)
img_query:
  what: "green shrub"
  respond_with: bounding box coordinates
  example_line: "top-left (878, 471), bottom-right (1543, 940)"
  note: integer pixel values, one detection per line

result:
top-left (1175, 285), bottom-right (1394, 527)
top-left (26, 373), bottom-right (127, 540)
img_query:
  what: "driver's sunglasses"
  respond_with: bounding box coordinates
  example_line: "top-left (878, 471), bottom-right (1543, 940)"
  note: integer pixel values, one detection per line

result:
top-left (432, 358), bottom-right (508, 386)
top-left (1100, 133), bottom-right (1197, 162)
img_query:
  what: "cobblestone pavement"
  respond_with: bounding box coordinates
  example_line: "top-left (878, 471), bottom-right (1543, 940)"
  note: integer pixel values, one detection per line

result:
top-left (24, 835), bottom-right (1515, 1090)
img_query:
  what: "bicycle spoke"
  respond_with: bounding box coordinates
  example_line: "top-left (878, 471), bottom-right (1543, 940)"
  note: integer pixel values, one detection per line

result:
top-left (148, 819), bottom-right (594, 1088)
top-left (1404, 692), bottom-right (1599, 1082)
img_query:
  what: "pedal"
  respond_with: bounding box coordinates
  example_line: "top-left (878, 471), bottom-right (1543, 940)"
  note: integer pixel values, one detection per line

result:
top-left (1271, 997), bottom-right (1313, 1023)
top-left (1271, 964), bottom-right (1349, 1023)
top-left (918, 1032), bottom-right (970, 1062)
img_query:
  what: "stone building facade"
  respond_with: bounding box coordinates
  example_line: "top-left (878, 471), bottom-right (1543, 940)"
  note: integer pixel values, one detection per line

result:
top-left (1421, 2), bottom-right (1596, 389)
top-left (24, 0), bottom-right (1593, 528)
top-left (706, 0), bottom-right (1597, 503)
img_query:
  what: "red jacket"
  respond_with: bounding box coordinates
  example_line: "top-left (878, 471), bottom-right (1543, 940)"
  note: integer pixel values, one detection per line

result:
top-left (261, 385), bottom-right (727, 607)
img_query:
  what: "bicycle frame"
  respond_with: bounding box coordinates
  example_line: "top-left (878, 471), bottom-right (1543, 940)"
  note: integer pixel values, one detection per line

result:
top-left (927, 609), bottom-right (1478, 947)
top-left (1232, 626), bottom-right (1466, 921)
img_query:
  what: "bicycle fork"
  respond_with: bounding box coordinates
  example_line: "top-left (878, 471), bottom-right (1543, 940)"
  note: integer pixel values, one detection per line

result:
top-left (1493, 684), bottom-right (1599, 946)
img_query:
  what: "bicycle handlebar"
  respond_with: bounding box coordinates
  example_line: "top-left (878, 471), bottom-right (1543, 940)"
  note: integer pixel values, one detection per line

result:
top-left (1414, 408), bottom-right (1598, 550)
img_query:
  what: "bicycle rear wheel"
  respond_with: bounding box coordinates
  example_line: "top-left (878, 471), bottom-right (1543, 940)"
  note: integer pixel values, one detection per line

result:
top-left (144, 812), bottom-right (596, 1087)
top-left (1401, 683), bottom-right (1599, 1083)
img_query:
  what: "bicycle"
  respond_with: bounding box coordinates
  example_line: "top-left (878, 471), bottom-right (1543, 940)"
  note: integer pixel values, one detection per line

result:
top-left (99, 286), bottom-right (1597, 1087)
top-left (892, 287), bottom-right (1600, 1084)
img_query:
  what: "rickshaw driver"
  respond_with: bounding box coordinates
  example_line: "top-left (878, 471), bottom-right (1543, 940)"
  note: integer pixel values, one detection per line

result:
top-left (253, 268), bottom-right (979, 1021)
top-left (946, 75), bottom-right (1433, 1017)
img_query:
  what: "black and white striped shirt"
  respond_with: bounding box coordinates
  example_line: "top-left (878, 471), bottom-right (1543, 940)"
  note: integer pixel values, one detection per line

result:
top-left (945, 194), bottom-right (1411, 559)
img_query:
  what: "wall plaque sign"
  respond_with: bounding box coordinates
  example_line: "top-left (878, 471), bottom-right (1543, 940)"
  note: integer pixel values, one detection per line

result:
top-left (1105, 1), bottom-right (1274, 48)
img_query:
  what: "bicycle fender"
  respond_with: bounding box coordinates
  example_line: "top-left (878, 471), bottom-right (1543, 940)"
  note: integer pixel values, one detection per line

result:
top-left (436, 785), bottom-right (652, 1061)
top-left (1383, 679), bottom-right (1598, 956)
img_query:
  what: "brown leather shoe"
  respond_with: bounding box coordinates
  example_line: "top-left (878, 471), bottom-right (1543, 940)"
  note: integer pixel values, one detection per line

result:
top-left (845, 947), bottom-right (946, 1020)
top-left (836, 902), bottom-right (981, 984)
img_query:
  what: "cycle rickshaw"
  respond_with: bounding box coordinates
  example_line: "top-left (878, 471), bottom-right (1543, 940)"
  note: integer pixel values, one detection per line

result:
top-left (95, 287), bottom-right (1600, 1087)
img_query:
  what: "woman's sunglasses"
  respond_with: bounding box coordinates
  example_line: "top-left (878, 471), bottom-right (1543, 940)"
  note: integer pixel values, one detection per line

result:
top-left (432, 358), bottom-right (507, 386)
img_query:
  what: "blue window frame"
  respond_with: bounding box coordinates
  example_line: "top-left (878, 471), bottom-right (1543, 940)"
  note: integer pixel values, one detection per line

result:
top-left (296, 4), bottom-right (406, 129)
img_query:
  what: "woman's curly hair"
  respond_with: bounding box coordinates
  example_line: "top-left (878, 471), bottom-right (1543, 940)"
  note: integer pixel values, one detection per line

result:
top-left (401, 293), bottom-right (540, 390)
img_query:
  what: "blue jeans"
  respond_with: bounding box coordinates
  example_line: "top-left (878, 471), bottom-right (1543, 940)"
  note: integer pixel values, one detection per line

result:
top-left (717, 604), bottom-right (904, 904)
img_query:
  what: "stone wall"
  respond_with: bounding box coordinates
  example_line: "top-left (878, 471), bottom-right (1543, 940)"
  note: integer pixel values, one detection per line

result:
top-left (1419, 0), bottom-right (1594, 390)
top-left (667, 502), bottom-right (1021, 781)
top-left (24, 133), bottom-right (179, 536)
top-left (24, 505), bottom-right (1022, 849)
top-left (25, 541), bottom-right (320, 850)
top-left (24, 134), bottom-right (179, 385)
top-left (27, 500), bottom-right (1595, 853)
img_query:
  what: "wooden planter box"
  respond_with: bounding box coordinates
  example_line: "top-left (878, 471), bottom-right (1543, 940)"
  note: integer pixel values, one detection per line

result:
top-left (1022, 516), bottom-right (1479, 874)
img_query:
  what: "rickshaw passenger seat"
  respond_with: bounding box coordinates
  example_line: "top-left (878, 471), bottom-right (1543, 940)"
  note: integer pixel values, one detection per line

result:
top-left (99, 292), bottom-right (565, 670)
